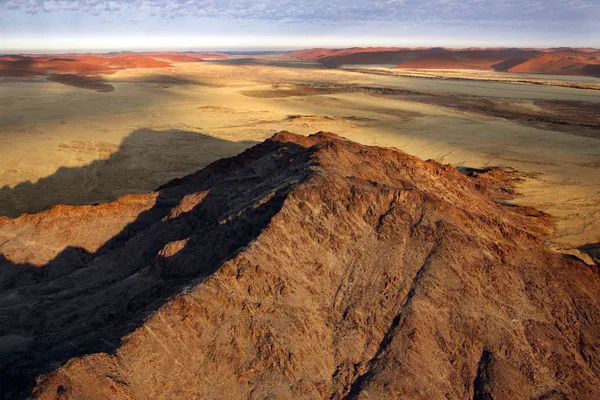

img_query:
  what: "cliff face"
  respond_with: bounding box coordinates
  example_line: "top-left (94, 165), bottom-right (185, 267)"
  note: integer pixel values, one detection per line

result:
top-left (1, 132), bottom-right (599, 399)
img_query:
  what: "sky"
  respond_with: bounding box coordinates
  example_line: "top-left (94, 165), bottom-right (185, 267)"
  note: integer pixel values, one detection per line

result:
top-left (0, 0), bottom-right (598, 52)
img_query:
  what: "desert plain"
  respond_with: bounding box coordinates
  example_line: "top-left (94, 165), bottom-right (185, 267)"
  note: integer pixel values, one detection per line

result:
top-left (0, 55), bottom-right (598, 258)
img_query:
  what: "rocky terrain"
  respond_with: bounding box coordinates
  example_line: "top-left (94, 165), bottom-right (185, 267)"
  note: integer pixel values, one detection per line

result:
top-left (1, 132), bottom-right (599, 399)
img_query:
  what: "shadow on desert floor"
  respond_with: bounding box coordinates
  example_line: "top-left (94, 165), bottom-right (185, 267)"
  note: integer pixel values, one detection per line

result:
top-left (0, 128), bottom-right (257, 217)
top-left (578, 242), bottom-right (600, 265)
top-left (111, 73), bottom-right (221, 87)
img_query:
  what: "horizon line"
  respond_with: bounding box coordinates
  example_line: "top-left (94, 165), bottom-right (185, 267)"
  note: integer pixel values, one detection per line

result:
top-left (1, 45), bottom-right (599, 55)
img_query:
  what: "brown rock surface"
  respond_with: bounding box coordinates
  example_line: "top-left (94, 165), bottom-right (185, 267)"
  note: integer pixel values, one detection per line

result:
top-left (1, 132), bottom-right (599, 399)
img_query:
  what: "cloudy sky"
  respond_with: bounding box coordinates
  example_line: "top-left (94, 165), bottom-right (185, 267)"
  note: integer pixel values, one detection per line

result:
top-left (0, 0), bottom-right (598, 52)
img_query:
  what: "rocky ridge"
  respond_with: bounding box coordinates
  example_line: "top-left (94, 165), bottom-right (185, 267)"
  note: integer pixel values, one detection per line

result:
top-left (0, 132), bottom-right (599, 399)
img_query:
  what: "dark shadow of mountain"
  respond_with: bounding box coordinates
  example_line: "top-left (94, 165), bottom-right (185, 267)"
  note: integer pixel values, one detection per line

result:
top-left (0, 57), bottom-right (39, 77)
top-left (582, 64), bottom-right (600, 77)
top-left (578, 242), bottom-right (600, 265)
top-left (0, 134), bottom-right (312, 399)
top-left (491, 58), bottom-right (530, 72)
top-left (47, 74), bottom-right (115, 92)
top-left (209, 57), bottom-right (324, 69)
top-left (0, 128), bottom-right (257, 218)
top-left (114, 73), bottom-right (218, 87)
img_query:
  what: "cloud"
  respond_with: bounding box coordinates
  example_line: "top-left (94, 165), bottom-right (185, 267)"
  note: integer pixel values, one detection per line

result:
top-left (0, 0), bottom-right (598, 24)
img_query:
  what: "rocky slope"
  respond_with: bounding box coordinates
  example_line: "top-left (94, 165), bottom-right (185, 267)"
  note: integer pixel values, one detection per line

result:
top-left (1, 132), bottom-right (599, 399)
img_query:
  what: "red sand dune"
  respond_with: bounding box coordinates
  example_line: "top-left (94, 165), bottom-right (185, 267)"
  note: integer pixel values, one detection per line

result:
top-left (394, 53), bottom-right (484, 70)
top-left (291, 47), bottom-right (600, 77)
top-left (573, 48), bottom-right (600, 53)
top-left (142, 51), bottom-right (229, 62)
top-left (321, 48), bottom-right (447, 66)
top-left (288, 48), bottom-right (340, 60)
top-left (289, 47), bottom-right (407, 61)
top-left (0, 53), bottom-right (168, 77)
top-left (393, 49), bottom-right (543, 71)
top-left (0, 51), bottom-right (228, 78)
top-left (290, 47), bottom-right (433, 66)
top-left (291, 47), bottom-right (542, 69)
top-left (508, 50), bottom-right (600, 77)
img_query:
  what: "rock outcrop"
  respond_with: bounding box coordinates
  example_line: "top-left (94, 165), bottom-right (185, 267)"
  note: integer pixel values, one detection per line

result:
top-left (1, 132), bottom-right (599, 399)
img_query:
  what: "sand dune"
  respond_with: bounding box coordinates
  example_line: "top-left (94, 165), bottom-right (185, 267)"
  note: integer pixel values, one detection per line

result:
top-left (289, 47), bottom-right (410, 60)
top-left (291, 47), bottom-right (600, 77)
top-left (142, 51), bottom-right (229, 62)
top-left (394, 50), bottom-right (543, 71)
top-left (291, 47), bottom-right (541, 67)
top-left (291, 47), bottom-right (448, 66)
top-left (0, 54), bottom-right (170, 77)
top-left (509, 50), bottom-right (600, 77)
top-left (0, 51), bottom-right (228, 78)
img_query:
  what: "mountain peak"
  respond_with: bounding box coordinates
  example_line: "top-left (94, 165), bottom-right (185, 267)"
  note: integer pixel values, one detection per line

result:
top-left (1, 132), bottom-right (599, 399)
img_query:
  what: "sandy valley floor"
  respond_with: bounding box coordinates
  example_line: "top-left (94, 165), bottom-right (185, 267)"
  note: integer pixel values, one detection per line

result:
top-left (0, 58), bottom-right (598, 254)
